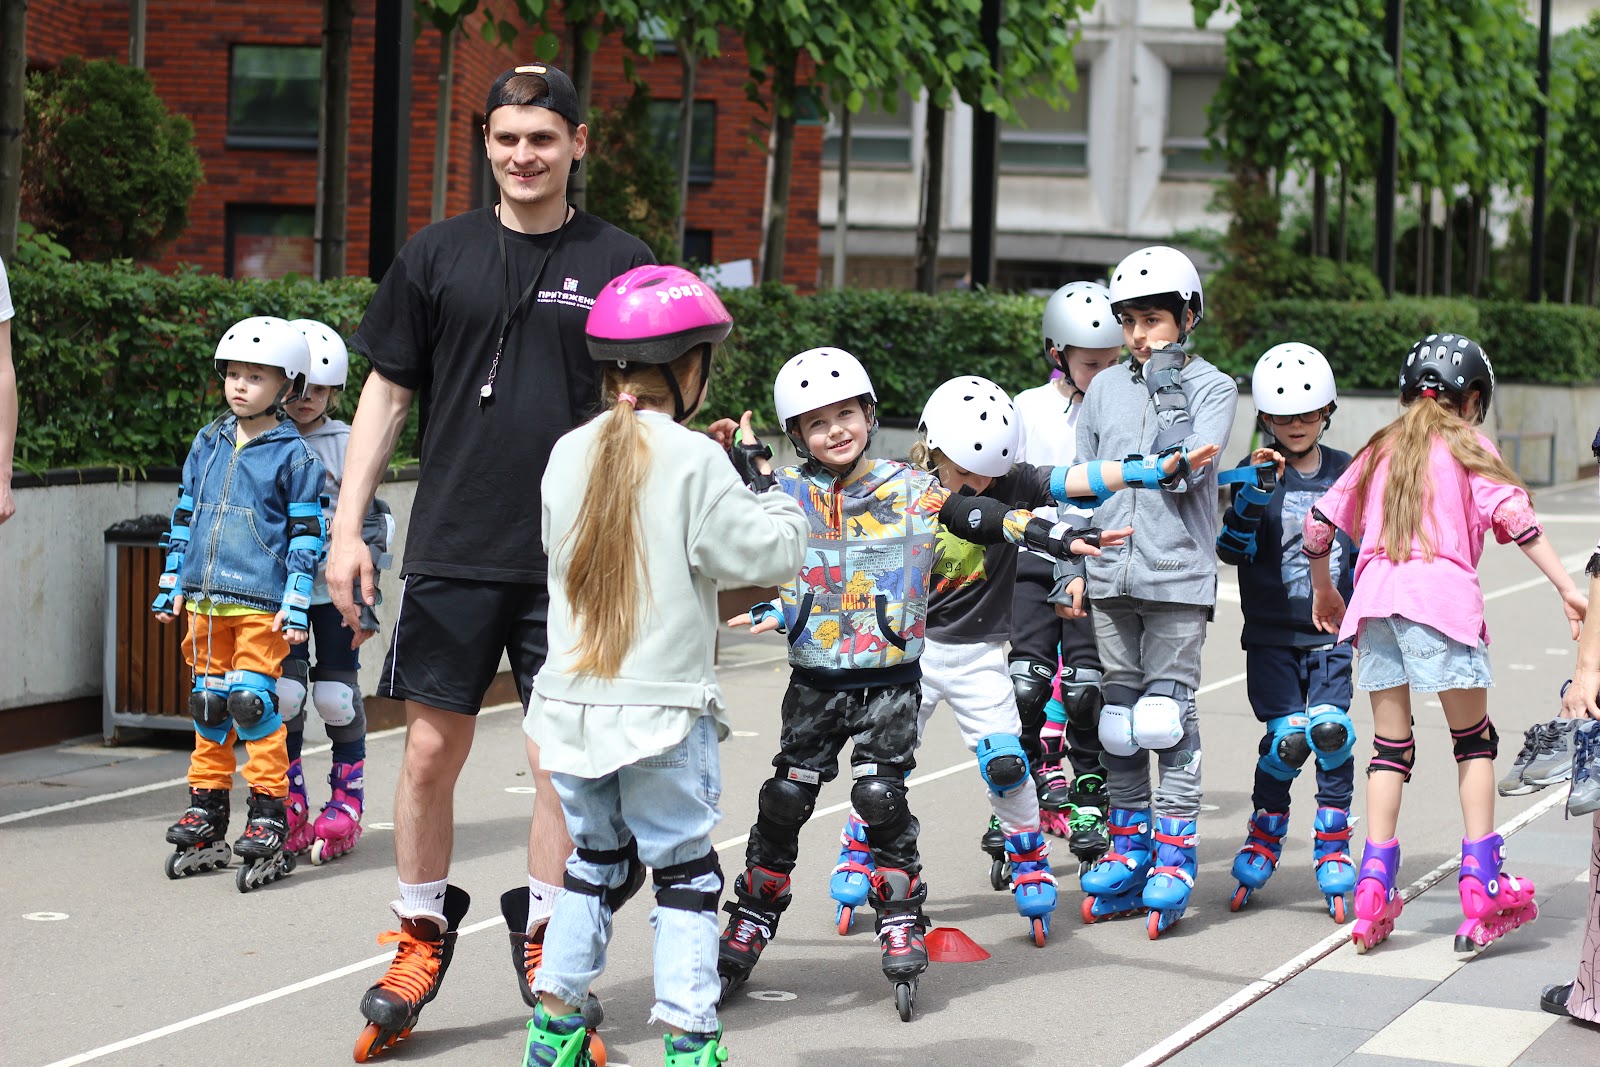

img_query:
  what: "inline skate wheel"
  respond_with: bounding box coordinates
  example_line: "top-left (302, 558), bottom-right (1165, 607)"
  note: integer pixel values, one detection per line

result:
top-left (237, 863), bottom-right (254, 894)
top-left (311, 839), bottom-right (327, 865)
top-left (1330, 896), bottom-right (1347, 924)
top-left (894, 982), bottom-right (913, 1022)
top-left (1031, 917), bottom-right (1047, 948)
top-left (1229, 885), bottom-right (1249, 912)
top-left (590, 1033), bottom-right (608, 1067)
top-left (989, 858), bottom-right (1009, 892)
top-left (164, 852), bottom-right (183, 880)
top-left (353, 1022), bottom-right (384, 1062)
top-left (1080, 896), bottom-right (1099, 924)
top-left (837, 905), bottom-right (854, 936)
top-left (1147, 912), bottom-right (1163, 940)
top-left (1354, 933), bottom-right (1369, 954)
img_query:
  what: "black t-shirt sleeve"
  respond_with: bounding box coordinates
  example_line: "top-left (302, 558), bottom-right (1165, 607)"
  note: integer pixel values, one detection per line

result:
top-left (350, 250), bottom-right (434, 391)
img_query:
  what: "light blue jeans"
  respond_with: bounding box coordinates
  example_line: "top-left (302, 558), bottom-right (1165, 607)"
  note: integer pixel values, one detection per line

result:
top-left (532, 714), bottom-right (725, 1034)
top-left (1355, 615), bottom-right (1493, 693)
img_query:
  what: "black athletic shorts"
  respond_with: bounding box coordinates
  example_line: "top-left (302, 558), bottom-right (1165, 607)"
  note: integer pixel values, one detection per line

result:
top-left (380, 574), bottom-right (549, 715)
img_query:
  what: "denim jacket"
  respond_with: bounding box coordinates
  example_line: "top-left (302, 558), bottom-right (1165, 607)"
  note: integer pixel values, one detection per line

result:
top-left (159, 415), bottom-right (327, 613)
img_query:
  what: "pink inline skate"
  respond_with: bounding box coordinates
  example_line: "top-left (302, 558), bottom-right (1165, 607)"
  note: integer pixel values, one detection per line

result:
top-left (1350, 837), bottom-right (1404, 952)
top-left (310, 759), bottom-right (364, 865)
top-left (1454, 833), bottom-right (1538, 955)
top-left (285, 758), bottom-right (316, 854)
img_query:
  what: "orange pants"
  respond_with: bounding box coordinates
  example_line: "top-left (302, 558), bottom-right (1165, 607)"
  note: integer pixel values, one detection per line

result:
top-left (182, 611), bottom-right (290, 796)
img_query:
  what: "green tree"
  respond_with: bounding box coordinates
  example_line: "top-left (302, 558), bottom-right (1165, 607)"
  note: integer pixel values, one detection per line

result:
top-left (1544, 17), bottom-right (1600, 302)
top-left (21, 57), bottom-right (203, 260)
top-left (584, 86), bottom-right (682, 265)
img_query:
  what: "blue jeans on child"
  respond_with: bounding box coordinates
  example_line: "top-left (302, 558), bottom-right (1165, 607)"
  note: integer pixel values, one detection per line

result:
top-left (533, 714), bottom-right (725, 1034)
top-left (1355, 615), bottom-right (1493, 693)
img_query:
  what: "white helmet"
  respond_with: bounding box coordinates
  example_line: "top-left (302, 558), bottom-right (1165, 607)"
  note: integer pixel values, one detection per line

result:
top-left (1252, 343), bottom-right (1337, 415)
top-left (918, 376), bottom-right (1018, 478)
top-left (290, 318), bottom-right (349, 388)
top-left (773, 347), bottom-right (877, 425)
top-left (213, 316), bottom-right (311, 402)
top-left (1042, 281), bottom-right (1122, 362)
top-left (1108, 245), bottom-right (1204, 324)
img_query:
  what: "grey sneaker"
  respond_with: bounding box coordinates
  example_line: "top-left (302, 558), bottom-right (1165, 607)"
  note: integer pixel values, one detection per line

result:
top-left (1524, 718), bottom-right (1578, 786)
top-left (1497, 722), bottom-right (1546, 797)
top-left (1568, 721), bottom-right (1600, 817)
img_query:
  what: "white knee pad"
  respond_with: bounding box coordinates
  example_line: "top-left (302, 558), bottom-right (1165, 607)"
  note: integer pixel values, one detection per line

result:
top-left (311, 679), bottom-right (357, 727)
top-left (276, 674), bottom-right (308, 726)
top-left (1132, 695), bottom-right (1184, 751)
top-left (1098, 703), bottom-right (1139, 757)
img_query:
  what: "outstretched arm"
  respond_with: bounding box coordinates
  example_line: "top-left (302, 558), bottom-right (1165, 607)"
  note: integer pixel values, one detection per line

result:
top-left (937, 490), bottom-right (1130, 561)
top-left (1051, 442), bottom-right (1221, 508)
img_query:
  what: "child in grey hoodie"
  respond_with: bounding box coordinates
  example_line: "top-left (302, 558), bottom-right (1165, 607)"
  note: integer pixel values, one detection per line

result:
top-left (1076, 246), bottom-right (1238, 938)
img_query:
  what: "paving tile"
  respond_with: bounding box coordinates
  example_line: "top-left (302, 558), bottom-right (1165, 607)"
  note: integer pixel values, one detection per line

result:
top-left (1357, 1002), bottom-right (1557, 1067)
top-left (1511, 1015), bottom-right (1600, 1067)
top-left (1340, 1055), bottom-right (1482, 1067)
top-left (1318, 927), bottom-right (1469, 982)
top-left (1242, 969), bottom-right (1435, 1031)
top-left (1166, 1018), bottom-right (1372, 1067)
top-left (1427, 916), bottom-right (1587, 1010)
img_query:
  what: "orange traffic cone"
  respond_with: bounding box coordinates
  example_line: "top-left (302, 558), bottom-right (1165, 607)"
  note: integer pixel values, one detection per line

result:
top-left (925, 926), bottom-right (990, 963)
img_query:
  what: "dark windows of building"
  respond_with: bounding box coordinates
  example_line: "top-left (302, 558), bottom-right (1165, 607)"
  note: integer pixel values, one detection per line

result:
top-left (682, 228), bottom-right (713, 267)
top-left (647, 101), bottom-right (717, 184)
top-left (226, 205), bottom-right (315, 279)
top-left (1164, 70), bottom-right (1225, 177)
top-left (228, 45), bottom-right (321, 148)
top-left (822, 90), bottom-right (915, 168)
top-left (1000, 70), bottom-right (1090, 173)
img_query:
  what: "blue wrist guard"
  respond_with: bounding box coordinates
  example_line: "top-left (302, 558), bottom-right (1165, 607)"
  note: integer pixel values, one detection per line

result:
top-left (282, 571), bottom-right (314, 631)
top-left (750, 601), bottom-right (785, 633)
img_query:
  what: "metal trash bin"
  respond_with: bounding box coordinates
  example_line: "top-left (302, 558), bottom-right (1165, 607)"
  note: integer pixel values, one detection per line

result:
top-left (102, 514), bottom-right (193, 743)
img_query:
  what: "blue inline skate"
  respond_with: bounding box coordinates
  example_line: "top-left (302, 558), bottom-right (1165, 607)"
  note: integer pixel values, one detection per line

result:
top-left (830, 813), bottom-right (875, 934)
top-left (1228, 809), bottom-right (1288, 912)
top-left (1143, 816), bottom-right (1198, 939)
top-left (1313, 807), bottom-right (1356, 924)
top-left (1079, 807), bottom-right (1153, 924)
top-left (1006, 829), bottom-right (1057, 946)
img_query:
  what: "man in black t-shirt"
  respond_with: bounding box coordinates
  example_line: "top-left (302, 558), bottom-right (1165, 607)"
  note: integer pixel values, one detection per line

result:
top-left (328, 64), bottom-right (652, 1042)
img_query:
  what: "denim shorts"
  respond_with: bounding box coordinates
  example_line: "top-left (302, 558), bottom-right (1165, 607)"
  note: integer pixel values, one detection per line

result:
top-left (1355, 616), bottom-right (1493, 693)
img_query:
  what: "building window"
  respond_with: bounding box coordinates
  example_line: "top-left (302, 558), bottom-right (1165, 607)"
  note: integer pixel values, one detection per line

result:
top-left (647, 100), bottom-right (717, 184)
top-left (823, 91), bottom-right (914, 168)
top-left (228, 45), bottom-right (321, 148)
top-left (683, 228), bottom-right (713, 267)
top-left (1164, 70), bottom-right (1225, 177)
top-left (226, 205), bottom-right (315, 279)
top-left (1000, 71), bottom-right (1089, 173)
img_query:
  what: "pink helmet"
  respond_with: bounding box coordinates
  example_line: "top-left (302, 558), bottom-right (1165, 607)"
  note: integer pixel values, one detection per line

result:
top-left (585, 265), bottom-right (733, 365)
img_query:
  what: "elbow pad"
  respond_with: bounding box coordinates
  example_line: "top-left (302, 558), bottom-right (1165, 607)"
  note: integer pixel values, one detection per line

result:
top-left (1144, 343), bottom-right (1196, 455)
top-left (1490, 496), bottom-right (1541, 545)
top-left (1215, 508), bottom-right (1259, 565)
top-left (1303, 506), bottom-right (1336, 559)
top-left (1054, 461), bottom-right (1114, 508)
top-left (288, 499), bottom-right (329, 558)
top-left (938, 490), bottom-right (1015, 543)
top-left (282, 571), bottom-right (314, 632)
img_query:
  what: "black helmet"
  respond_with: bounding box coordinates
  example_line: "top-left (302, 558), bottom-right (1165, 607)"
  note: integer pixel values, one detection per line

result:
top-left (1399, 333), bottom-right (1495, 424)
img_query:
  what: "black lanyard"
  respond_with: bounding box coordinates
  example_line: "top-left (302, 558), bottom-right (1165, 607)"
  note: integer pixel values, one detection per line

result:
top-left (481, 205), bottom-right (572, 405)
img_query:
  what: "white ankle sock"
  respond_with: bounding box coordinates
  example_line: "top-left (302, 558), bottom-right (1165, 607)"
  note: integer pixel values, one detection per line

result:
top-left (527, 875), bottom-right (561, 932)
top-left (394, 878), bottom-right (450, 932)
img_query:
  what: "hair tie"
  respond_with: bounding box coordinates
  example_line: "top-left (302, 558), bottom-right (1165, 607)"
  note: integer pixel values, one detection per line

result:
top-left (616, 392), bottom-right (638, 408)
top-left (1420, 386), bottom-right (1438, 399)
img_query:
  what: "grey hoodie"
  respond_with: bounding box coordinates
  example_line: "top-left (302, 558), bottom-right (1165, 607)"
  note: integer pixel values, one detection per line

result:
top-left (1076, 355), bottom-right (1238, 607)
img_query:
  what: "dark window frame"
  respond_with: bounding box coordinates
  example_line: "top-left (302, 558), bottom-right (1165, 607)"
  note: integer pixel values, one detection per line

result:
top-left (226, 43), bottom-right (322, 150)
top-left (1163, 68), bottom-right (1226, 179)
top-left (224, 203), bottom-right (316, 280)
top-left (647, 99), bottom-right (718, 185)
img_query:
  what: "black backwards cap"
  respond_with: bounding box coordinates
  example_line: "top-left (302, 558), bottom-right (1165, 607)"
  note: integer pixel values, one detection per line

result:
top-left (484, 64), bottom-right (581, 126)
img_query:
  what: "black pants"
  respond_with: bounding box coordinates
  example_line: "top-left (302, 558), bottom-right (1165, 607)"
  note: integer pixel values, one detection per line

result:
top-left (745, 678), bottom-right (922, 876)
top-left (1011, 552), bottom-right (1104, 777)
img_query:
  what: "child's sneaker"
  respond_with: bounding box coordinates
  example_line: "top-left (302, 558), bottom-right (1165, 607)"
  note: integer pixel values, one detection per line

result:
top-left (1497, 722), bottom-right (1547, 797)
top-left (1523, 719), bottom-right (1577, 788)
top-left (1569, 721), bottom-right (1600, 817)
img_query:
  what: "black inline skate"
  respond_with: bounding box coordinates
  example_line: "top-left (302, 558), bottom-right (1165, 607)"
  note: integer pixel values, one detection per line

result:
top-left (980, 815), bottom-right (1012, 890)
top-left (716, 866), bottom-right (791, 1004)
top-left (233, 790), bottom-right (295, 893)
top-left (355, 885), bottom-right (471, 1062)
top-left (164, 787), bottom-right (232, 879)
top-left (870, 868), bottom-right (929, 1022)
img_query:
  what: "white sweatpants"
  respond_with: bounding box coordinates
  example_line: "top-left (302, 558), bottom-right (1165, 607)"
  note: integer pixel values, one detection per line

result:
top-left (917, 638), bottom-right (1041, 834)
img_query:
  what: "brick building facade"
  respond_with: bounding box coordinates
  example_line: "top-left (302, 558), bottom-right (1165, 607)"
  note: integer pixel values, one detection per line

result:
top-left (24, 1), bottom-right (821, 289)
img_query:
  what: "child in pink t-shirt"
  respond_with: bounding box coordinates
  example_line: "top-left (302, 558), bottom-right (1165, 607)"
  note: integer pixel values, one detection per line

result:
top-left (1303, 333), bottom-right (1585, 958)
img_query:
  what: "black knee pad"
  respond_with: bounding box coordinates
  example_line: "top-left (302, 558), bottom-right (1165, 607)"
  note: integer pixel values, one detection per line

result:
top-left (1059, 665), bottom-right (1105, 732)
top-left (226, 689), bottom-right (270, 729)
top-left (758, 773), bottom-right (819, 830)
top-left (1009, 659), bottom-right (1054, 732)
top-left (1367, 734), bottom-right (1416, 782)
top-left (652, 849), bottom-right (723, 913)
top-left (852, 774), bottom-right (911, 836)
top-left (1451, 715), bottom-right (1499, 763)
top-left (565, 838), bottom-right (646, 911)
top-left (189, 690), bottom-right (229, 729)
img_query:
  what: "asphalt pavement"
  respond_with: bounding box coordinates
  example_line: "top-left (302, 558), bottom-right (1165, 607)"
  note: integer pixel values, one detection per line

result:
top-left (4, 481), bottom-right (1600, 1067)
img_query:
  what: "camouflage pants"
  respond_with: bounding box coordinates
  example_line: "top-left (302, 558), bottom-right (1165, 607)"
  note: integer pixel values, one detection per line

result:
top-left (745, 677), bottom-right (923, 876)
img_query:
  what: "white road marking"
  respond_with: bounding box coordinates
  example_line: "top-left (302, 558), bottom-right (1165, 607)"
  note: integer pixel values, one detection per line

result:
top-left (22, 912), bottom-right (69, 922)
top-left (1120, 788), bottom-right (1570, 1067)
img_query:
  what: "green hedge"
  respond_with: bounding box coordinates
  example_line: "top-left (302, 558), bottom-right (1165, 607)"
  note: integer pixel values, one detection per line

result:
top-left (11, 260), bottom-right (1600, 472)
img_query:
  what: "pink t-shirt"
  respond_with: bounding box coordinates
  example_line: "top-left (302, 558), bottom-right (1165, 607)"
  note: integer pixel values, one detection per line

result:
top-left (1313, 433), bottom-right (1530, 647)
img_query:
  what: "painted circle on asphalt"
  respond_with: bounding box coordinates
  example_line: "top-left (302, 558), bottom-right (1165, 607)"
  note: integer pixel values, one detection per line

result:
top-left (505, 786), bottom-right (538, 794)
top-left (23, 912), bottom-right (68, 922)
top-left (747, 990), bottom-right (796, 1002)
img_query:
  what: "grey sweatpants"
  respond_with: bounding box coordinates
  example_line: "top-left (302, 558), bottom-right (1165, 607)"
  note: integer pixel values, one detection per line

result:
top-left (1092, 596), bottom-right (1209, 819)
